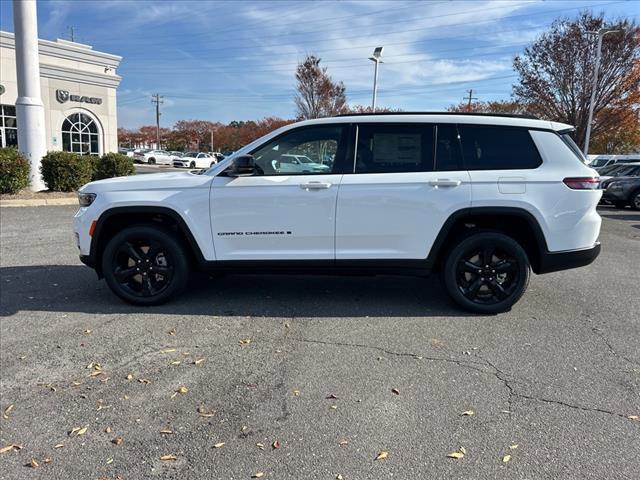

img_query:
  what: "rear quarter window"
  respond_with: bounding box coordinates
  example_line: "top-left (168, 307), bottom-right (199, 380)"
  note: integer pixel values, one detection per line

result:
top-left (458, 125), bottom-right (542, 170)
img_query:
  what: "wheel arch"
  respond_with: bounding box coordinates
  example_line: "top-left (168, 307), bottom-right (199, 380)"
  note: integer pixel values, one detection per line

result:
top-left (90, 206), bottom-right (206, 277)
top-left (427, 207), bottom-right (549, 274)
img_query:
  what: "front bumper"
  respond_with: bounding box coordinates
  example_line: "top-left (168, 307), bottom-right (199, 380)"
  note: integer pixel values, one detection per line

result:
top-left (537, 242), bottom-right (601, 274)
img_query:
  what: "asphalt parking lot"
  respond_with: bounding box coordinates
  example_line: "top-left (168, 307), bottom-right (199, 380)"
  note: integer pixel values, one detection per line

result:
top-left (0, 205), bottom-right (638, 479)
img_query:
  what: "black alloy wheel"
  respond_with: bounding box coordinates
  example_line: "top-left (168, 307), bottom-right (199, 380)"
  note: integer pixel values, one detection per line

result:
top-left (444, 232), bottom-right (530, 314)
top-left (631, 190), bottom-right (640, 211)
top-left (102, 225), bottom-right (188, 305)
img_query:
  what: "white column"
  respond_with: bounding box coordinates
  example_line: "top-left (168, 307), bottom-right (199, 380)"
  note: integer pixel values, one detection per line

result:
top-left (13, 0), bottom-right (47, 191)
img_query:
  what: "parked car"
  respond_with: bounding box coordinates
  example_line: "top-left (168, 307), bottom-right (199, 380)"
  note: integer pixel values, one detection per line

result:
top-left (132, 148), bottom-right (150, 163)
top-left (134, 150), bottom-right (174, 165)
top-left (274, 153), bottom-right (331, 173)
top-left (209, 152), bottom-right (225, 162)
top-left (75, 112), bottom-right (602, 313)
top-left (590, 155), bottom-right (640, 171)
top-left (173, 152), bottom-right (215, 169)
top-left (598, 163), bottom-right (640, 183)
top-left (601, 176), bottom-right (640, 210)
top-left (118, 147), bottom-right (134, 158)
top-left (169, 151), bottom-right (184, 159)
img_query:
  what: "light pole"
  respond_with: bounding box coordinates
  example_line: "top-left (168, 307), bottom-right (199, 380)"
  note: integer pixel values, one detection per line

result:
top-left (13, 0), bottom-right (47, 191)
top-left (369, 46), bottom-right (383, 111)
top-left (583, 27), bottom-right (621, 155)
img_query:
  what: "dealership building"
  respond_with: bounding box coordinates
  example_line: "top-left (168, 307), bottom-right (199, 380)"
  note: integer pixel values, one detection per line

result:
top-left (0, 30), bottom-right (121, 155)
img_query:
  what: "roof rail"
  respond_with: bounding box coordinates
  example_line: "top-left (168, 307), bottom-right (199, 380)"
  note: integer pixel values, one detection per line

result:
top-left (335, 111), bottom-right (540, 120)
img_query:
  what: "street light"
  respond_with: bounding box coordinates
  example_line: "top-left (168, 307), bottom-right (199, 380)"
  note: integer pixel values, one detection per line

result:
top-left (583, 27), bottom-right (621, 155)
top-left (369, 46), bottom-right (384, 111)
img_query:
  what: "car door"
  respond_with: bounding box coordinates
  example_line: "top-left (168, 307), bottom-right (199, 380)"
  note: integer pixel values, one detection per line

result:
top-left (197, 153), bottom-right (211, 168)
top-left (335, 123), bottom-right (471, 260)
top-left (210, 124), bottom-right (349, 260)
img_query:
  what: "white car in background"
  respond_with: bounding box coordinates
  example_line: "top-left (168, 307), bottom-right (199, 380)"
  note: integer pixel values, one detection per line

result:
top-left (134, 150), bottom-right (174, 165)
top-left (275, 153), bottom-right (331, 173)
top-left (173, 152), bottom-right (216, 169)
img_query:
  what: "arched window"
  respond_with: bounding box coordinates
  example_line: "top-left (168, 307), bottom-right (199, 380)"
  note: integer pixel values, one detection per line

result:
top-left (61, 113), bottom-right (100, 155)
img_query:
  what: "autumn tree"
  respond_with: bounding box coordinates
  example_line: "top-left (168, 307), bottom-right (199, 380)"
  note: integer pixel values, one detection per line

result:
top-left (447, 100), bottom-right (525, 114)
top-left (294, 55), bottom-right (348, 119)
top-left (513, 12), bottom-right (639, 152)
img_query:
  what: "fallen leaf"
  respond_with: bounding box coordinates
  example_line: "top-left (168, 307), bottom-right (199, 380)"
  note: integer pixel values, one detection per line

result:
top-left (251, 473), bottom-right (264, 478)
top-left (336, 475), bottom-right (344, 480)
top-left (77, 427), bottom-right (88, 436)
top-left (126, 373), bottom-right (134, 380)
top-left (69, 427), bottom-right (80, 436)
top-left (461, 410), bottom-right (474, 416)
top-left (510, 444), bottom-right (519, 449)
top-left (460, 446), bottom-right (466, 454)
top-left (447, 451), bottom-right (464, 459)
top-left (197, 404), bottom-right (216, 417)
top-left (29, 458), bottom-right (39, 468)
top-left (256, 443), bottom-right (265, 450)
top-left (168, 328), bottom-right (176, 335)
top-left (3, 404), bottom-right (14, 419)
top-left (105, 426), bottom-right (112, 433)
top-left (212, 442), bottom-right (225, 449)
top-left (84, 329), bottom-right (92, 334)
top-left (138, 379), bottom-right (151, 384)
top-left (160, 429), bottom-right (173, 435)
top-left (628, 415), bottom-right (639, 421)
top-left (160, 348), bottom-right (177, 354)
top-left (391, 388), bottom-right (400, 395)
top-left (292, 390), bottom-right (300, 396)
top-left (0, 445), bottom-right (17, 454)
top-left (330, 405), bottom-right (337, 410)
top-left (239, 339), bottom-right (251, 345)
top-left (339, 440), bottom-right (348, 446)
top-left (53, 444), bottom-right (64, 449)
top-left (194, 358), bottom-right (205, 365)
top-left (502, 454), bottom-right (511, 463)
top-left (170, 361), bottom-right (181, 366)
top-left (106, 458), bottom-right (114, 464)
top-left (326, 394), bottom-right (338, 399)
top-left (111, 436), bottom-right (123, 445)
top-left (272, 440), bottom-right (281, 449)
top-left (375, 451), bottom-right (388, 460)
top-left (160, 454), bottom-right (177, 461)
top-left (89, 371), bottom-right (103, 377)
top-left (44, 457), bottom-right (52, 464)
top-left (177, 386), bottom-right (188, 394)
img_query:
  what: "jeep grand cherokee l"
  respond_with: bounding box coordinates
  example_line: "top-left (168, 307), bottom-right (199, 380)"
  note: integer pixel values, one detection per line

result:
top-left (74, 113), bottom-right (601, 313)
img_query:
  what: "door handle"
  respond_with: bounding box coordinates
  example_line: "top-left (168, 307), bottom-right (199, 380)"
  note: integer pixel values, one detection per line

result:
top-left (429, 179), bottom-right (461, 187)
top-left (300, 182), bottom-right (331, 190)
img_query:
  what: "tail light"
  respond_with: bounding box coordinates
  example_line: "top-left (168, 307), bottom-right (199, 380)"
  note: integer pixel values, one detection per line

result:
top-left (563, 177), bottom-right (600, 190)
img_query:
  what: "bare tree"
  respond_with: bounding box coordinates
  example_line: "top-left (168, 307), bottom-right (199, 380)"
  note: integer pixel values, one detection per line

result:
top-left (513, 12), bottom-right (639, 150)
top-left (294, 55), bottom-right (348, 120)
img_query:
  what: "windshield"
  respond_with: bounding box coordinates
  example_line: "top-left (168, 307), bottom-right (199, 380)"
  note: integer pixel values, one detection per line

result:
top-left (297, 156), bottom-right (314, 163)
top-left (591, 158), bottom-right (611, 167)
top-left (561, 133), bottom-right (588, 164)
top-left (183, 152), bottom-right (197, 158)
top-left (612, 165), bottom-right (640, 177)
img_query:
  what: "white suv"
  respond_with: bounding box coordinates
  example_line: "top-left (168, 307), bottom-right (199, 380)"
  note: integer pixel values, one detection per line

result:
top-left (74, 113), bottom-right (602, 313)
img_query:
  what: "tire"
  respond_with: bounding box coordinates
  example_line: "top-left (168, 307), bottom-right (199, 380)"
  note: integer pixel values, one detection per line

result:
top-left (210, 162), bottom-right (215, 168)
top-left (148, 158), bottom-right (156, 165)
top-left (443, 232), bottom-right (530, 314)
top-left (630, 190), bottom-right (640, 211)
top-left (190, 161), bottom-right (196, 169)
top-left (101, 225), bottom-right (189, 305)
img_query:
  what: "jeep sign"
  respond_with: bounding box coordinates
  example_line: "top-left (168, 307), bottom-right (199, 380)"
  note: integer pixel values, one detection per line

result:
top-left (56, 89), bottom-right (102, 105)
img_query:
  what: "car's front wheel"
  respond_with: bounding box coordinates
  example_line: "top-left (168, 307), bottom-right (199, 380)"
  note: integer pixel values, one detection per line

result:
top-left (443, 232), bottom-right (530, 314)
top-left (102, 225), bottom-right (188, 305)
top-left (630, 190), bottom-right (640, 211)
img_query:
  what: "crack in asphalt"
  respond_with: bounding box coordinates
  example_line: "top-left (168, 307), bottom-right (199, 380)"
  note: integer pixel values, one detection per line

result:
top-left (295, 337), bottom-right (635, 422)
top-left (591, 326), bottom-right (640, 369)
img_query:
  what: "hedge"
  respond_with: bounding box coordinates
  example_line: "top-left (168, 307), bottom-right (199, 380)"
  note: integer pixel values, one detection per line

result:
top-left (0, 147), bottom-right (30, 194)
top-left (94, 152), bottom-right (135, 180)
top-left (40, 151), bottom-right (93, 192)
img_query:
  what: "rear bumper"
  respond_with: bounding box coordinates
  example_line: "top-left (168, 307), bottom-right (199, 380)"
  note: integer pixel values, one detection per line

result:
top-left (537, 242), bottom-right (601, 274)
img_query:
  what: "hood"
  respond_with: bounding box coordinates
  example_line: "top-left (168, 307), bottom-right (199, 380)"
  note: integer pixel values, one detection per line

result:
top-left (80, 171), bottom-right (212, 193)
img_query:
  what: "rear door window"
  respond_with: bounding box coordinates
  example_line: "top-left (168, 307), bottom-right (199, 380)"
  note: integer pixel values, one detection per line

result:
top-left (355, 123), bottom-right (434, 173)
top-left (435, 124), bottom-right (464, 171)
top-left (458, 125), bottom-right (542, 170)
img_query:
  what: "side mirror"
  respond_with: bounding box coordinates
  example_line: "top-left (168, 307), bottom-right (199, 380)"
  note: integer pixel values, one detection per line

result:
top-left (228, 155), bottom-right (255, 176)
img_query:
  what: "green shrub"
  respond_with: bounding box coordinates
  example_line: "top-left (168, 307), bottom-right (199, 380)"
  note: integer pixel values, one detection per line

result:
top-left (94, 152), bottom-right (135, 180)
top-left (0, 148), bottom-right (30, 194)
top-left (40, 151), bottom-right (93, 192)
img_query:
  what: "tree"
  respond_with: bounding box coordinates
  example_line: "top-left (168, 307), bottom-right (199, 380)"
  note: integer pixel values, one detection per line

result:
top-left (294, 55), bottom-right (348, 119)
top-left (513, 12), bottom-right (639, 152)
top-left (447, 100), bottom-right (525, 114)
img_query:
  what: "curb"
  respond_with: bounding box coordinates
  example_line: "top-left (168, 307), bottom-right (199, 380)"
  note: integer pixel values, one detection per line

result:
top-left (0, 198), bottom-right (78, 208)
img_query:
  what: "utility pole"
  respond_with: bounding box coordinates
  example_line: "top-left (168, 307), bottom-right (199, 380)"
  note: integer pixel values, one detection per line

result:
top-left (583, 28), bottom-right (621, 155)
top-left (151, 93), bottom-right (163, 149)
top-left (210, 130), bottom-right (214, 152)
top-left (66, 26), bottom-right (75, 42)
top-left (13, 0), bottom-right (47, 191)
top-left (464, 89), bottom-right (477, 111)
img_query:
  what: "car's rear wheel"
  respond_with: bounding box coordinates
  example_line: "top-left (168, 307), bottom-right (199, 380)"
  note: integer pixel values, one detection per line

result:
top-left (102, 225), bottom-right (188, 305)
top-left (190, 161), bottom-right (196, 168)
top-left (630, 190), bottom-right (640, 211)
top-left (443, 232), bottom-right (530, 314)
top-left (148, 158), bottom-right (156, 165)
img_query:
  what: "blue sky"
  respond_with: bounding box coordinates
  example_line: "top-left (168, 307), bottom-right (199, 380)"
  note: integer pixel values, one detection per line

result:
top-left (1, 0), bottom-right (637, 128)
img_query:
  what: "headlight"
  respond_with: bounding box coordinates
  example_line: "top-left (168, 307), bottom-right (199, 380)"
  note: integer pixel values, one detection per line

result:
top-left (78, 192), bottom-right (97, 207)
